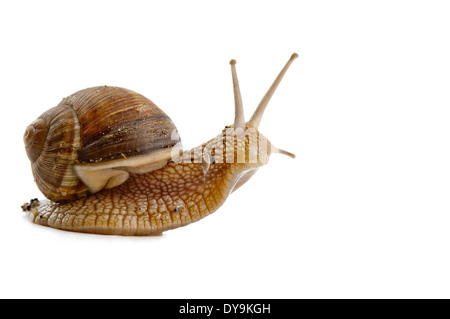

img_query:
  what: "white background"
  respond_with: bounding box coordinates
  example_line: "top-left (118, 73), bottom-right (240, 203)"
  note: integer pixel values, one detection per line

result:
top-left (1, 0), bottom-right (449, 299)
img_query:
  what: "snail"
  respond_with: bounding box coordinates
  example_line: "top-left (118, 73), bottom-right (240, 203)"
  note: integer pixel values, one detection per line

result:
top-left (22, 53), bottom-right (298, 236)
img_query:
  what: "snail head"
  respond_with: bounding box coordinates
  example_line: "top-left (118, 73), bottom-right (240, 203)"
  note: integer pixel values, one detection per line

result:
top-left (223, 53), bottom-right (298, 164)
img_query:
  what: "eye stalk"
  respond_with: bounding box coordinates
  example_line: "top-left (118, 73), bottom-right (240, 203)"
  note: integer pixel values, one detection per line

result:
top-left (249, 53), bottom-right (298, 129)
top-left (229, 59), bottom-right (246, 131)
top-left (229, 53), bottom-right (298, 159)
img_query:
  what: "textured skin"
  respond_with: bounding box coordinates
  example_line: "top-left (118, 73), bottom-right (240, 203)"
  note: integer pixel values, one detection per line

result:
top-left (24, 127), bottom-right (270, 236)
top-left (26, 162), bottom-right (243, 235)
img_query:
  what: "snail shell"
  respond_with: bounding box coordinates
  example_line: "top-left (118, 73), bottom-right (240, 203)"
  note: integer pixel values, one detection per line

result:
top-left (24, 86), bottom-right (181, 202)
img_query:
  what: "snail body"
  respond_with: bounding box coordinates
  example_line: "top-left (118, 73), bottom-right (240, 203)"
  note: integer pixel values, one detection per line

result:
top-left (22, 54), bottom-right (298, 236)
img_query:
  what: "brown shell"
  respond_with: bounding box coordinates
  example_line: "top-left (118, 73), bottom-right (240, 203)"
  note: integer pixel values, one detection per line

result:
top-left (24, 86), bottom-right (180, 202)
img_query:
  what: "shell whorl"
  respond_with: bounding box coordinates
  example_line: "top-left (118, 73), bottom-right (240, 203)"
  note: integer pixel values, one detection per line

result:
top-left (24, 118), bottom-right (47, 163)
top-left (25, 104), bottom-right (87, 202)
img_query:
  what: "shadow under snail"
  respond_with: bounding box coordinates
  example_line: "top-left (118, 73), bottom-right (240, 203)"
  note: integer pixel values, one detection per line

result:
top-left (22, 53), bottom-right (298, 236)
